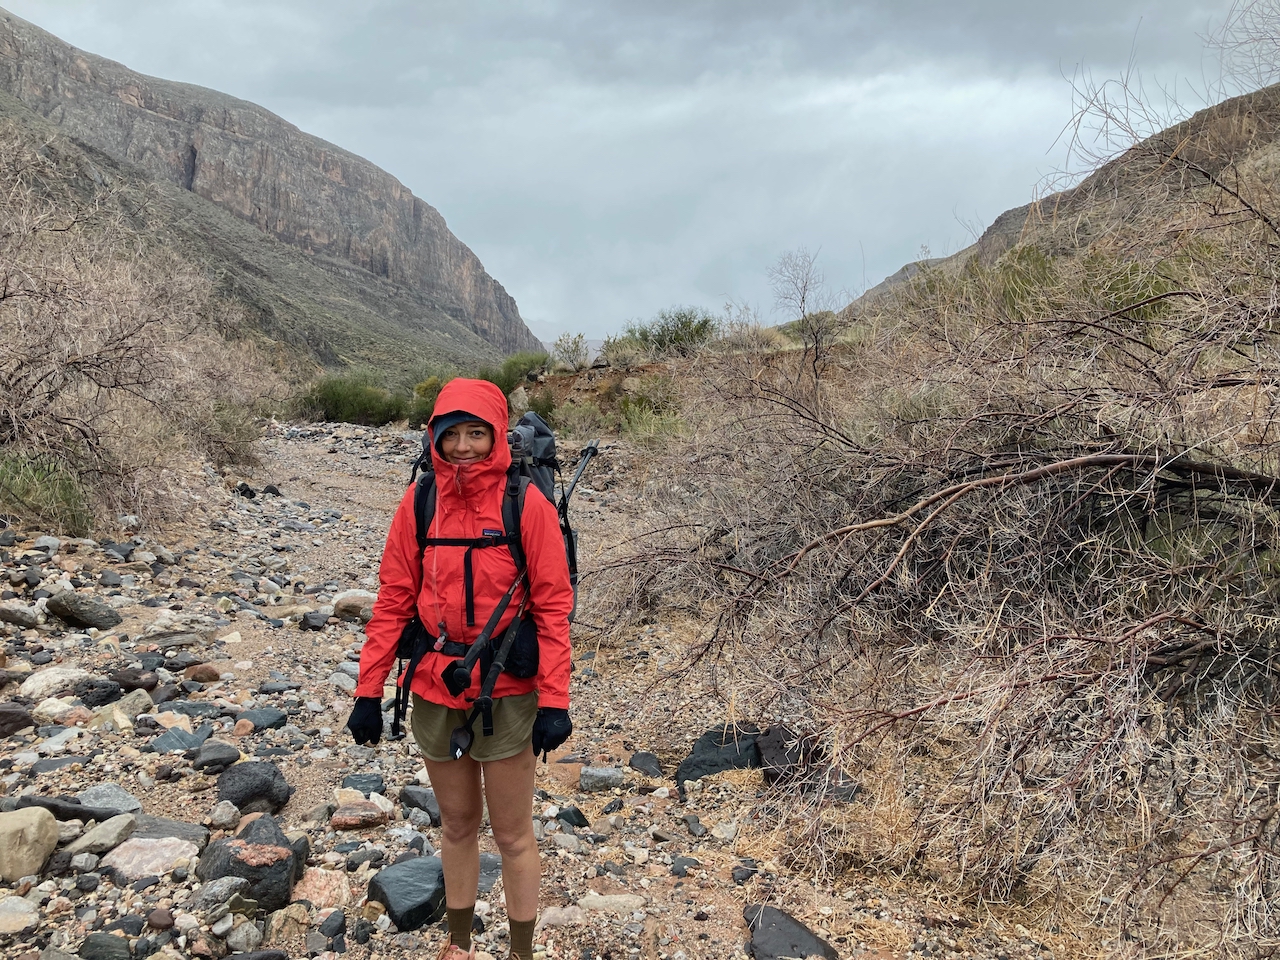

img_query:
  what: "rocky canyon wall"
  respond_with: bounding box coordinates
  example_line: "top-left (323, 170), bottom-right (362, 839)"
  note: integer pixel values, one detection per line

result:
top-left (0, 7), bottom-right (539, 355)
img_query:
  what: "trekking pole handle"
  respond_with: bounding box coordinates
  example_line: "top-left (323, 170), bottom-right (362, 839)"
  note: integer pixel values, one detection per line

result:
top-left (563, 440), bottom-right (600, 503)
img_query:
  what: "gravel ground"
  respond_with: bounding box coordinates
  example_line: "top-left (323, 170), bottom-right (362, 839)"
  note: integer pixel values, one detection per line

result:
top-left (0, 420), bottom-right (1107, 960)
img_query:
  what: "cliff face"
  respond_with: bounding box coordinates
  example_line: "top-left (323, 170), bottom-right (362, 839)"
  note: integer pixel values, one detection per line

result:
top-left (0, 7), bottom-right (539, 355)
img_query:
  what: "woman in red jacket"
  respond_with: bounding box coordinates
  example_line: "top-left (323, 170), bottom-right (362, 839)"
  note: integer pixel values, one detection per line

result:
top-left (347, 378), bottom-right (574, 960)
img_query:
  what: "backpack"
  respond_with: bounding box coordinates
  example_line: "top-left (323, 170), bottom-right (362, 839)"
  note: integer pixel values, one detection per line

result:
top-left (389, 411), bottom-right (598, 741)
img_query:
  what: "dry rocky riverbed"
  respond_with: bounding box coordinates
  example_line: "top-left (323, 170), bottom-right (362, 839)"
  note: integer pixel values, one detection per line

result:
top-left (0, 421), bottom-right (1083, 960)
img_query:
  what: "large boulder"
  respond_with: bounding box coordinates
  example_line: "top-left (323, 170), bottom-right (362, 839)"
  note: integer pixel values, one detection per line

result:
top-left (366, 856), bottom-right (446, 931)
top-left (0, 807), bottom-right (58, 881)
top-left (217, 761), bottom-right (293, 814)
top-left (196, 815), bottom-right (296, 912)
top-left (45, 590), bottom-right (123, 629)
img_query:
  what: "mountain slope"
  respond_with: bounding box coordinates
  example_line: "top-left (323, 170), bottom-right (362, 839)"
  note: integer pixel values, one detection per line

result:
top-left (0, 5), bottom-right (539, 367)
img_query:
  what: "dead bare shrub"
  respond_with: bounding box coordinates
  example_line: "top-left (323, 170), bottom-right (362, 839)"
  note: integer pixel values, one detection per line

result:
top-left (607, 90), bottom-right (1280, 958)
top-left (0, 127), bottom-right (277, 532)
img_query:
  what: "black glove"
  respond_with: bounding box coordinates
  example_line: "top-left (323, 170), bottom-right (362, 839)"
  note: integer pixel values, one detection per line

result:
top-left (530, 708), bottom-right (572, 759)
top-left (346, 697), bottom-right (383, 745)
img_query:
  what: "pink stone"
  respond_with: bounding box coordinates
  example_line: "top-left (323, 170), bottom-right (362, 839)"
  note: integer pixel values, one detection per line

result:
top-left (292, 867), bottom-right (352, 908)
top-left (100, 837), bottom-right (199, 880)
top-left (329, 802), bottom-right (388, 831)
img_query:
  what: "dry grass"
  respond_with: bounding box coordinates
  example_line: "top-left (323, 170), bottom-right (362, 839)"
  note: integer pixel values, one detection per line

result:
top-left (595, 87), bottom-right (1280, 958)
top-left (0, 125), bottom-right (279, 532)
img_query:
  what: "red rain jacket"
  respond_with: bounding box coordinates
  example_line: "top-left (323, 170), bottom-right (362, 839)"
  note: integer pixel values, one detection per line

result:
top-left (355, 379), bottom-right (574, 710)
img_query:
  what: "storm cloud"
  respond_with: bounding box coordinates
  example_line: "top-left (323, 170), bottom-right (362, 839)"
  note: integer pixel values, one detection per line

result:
top-left (4, 1), bottom-right (1237, 338)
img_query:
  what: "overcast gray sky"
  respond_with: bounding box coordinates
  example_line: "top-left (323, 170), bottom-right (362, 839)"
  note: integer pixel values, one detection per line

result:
top-left (5, 1), bottom-right (1237, 339)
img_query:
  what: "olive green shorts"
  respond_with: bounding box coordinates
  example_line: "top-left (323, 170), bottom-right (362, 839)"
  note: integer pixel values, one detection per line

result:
top-left (410, 690), bottom-right (538, 762)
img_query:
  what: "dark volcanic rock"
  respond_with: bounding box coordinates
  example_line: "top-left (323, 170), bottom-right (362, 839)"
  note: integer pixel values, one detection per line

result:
top-left (341, 773), bottom-right (385, 797)
top-left (111, 667), bottom-right (159, 692)
top-left (628, 751), bottom-right (664, 778)
top-left (16, 795), bottom-right (123, 822)
top-left (73, 678), bottom-right (123, 708)
top-left (149, 724), bottom-right (213, 754)
top-left (367, 856), bottom-right (446, 931)
top-left (756, 725), bottom-right (807, 785)
top-left (743, 904), bottom-right (839, 960)
top-left (192, 739), bottom-right (241, 773)
top-left (0, 702), bottom-right (34, 736)
top-left (300, 611), bottom-right (329, 631)
top-left (236, 708), bottom-right (287, 731)
top-left (195, 814), bottom-right (295, 912)
top-left (675, 724), bottom-right (761, 795)
top-left (217, 761), bottom-right (292, 814)
top-left (78, 932), bottom-right (132, 960)
top-left (45, 590), bottom-right (122, 629)
top-left (399, 785), bottom-right (441, 827)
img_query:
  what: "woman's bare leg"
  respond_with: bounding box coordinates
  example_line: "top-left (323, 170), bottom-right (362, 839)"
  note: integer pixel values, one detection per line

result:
top-left (481, 744), bottom-right (540, 921)
top-left (424, 755), bottom-right (484, 907)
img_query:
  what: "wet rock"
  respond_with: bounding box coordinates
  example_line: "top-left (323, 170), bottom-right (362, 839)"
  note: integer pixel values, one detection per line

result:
top-left (19, 667), bottom-right (92, 700)
top-left (0, 702), bottom-right (34, 736)
top-left (45, 591), bottom-right (122, 630)
top-left (217, 761), bottom-right (293, 814)
top-left (628, 751), bottom-right (664, 777)
top-left (0, 807), bottom-right (58, 881)
top-left (675, 724), bottom-right (761, 795)
top-left (65, 814), bottom-right (136, 856)
top-left (196, 815), bottom-right (296, 912)
top-left (743, 904), bottom-right (839, 959)
top-left (0, 894), bottom-right (39, 934)
top-left (366, 856), bottom-right (446, 931)
top-left (100, 837), bottom-right (199, 880)
top-left (78, 932), bottom-right (131, 960)
top-left (76, 784), bottom-right (142, 814)
top-left (579, 767), bottom-right (625, 792)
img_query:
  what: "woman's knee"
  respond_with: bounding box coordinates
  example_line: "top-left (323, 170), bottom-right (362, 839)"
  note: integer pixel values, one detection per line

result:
top-left (490, 817), bottom-right (536, 856)
top-left (438, 805), bottom-right (483, 844)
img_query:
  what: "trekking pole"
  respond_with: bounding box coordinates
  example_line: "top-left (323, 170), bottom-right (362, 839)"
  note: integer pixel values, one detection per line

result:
top-left (562, 440), bottom-right (600, 504)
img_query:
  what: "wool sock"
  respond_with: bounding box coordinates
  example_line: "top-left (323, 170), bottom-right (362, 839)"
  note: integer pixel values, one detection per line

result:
top-left (509, 916), bottom-right (537, 959)
top-left (446, 905), bottom-right (474, 950)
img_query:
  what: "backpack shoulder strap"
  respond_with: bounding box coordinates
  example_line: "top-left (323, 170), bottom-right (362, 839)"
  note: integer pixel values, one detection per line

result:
top-left (501, 466), bottom-right (530, 574)
top-left (413, 469), bottom-right (437, 554)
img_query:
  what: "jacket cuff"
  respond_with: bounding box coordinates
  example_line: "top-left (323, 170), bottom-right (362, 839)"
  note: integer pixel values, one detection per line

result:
top-left (538, 691), bottom-right (569, 710)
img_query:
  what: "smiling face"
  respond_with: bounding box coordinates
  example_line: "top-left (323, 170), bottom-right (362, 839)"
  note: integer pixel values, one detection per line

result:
top-left (438, 420), bottom-right (495, 465)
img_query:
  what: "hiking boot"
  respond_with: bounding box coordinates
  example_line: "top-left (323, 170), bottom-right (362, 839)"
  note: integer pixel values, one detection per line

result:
top-left (435, 943), bottom-right (476, 960)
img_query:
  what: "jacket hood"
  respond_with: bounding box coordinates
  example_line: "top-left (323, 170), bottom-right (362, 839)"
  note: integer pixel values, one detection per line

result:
top-left (428, 378), bottom-right (511, 496)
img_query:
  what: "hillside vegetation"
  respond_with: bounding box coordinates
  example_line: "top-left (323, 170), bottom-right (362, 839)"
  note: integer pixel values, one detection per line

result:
top-left (590, 82), bottom-right (1280, 958)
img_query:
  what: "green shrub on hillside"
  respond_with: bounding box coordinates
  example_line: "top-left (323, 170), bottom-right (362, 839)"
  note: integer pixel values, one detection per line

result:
top-left (624, 306), bottom-right (718, 358)
top-left (0, 455), bottom-right (93, 536)
top-left (300, 374), bottom-right (405, 425)
top-left (598, 334), bottom-right (648, 370)
top-left (551, 332), bottom-right (590, 372)
top-left (476, 351), bottom-right (549, 395)
top-left (528, 388), bottom-right (557, 422)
